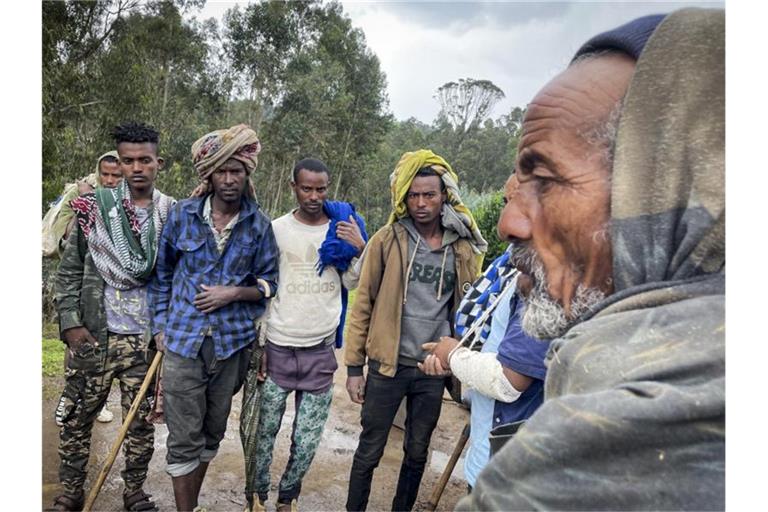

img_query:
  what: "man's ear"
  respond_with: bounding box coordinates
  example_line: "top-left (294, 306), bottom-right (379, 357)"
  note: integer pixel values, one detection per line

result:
top-left (157, 157), bottom-right (165, 170)
top-left (289, 180), bottom-right (296, 192)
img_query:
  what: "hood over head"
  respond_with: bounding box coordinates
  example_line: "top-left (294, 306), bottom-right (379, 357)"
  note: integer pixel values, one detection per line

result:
top-left (608, 7), bottom-right (724, 298)
top-left (89, 150), bottom-right (120, 188)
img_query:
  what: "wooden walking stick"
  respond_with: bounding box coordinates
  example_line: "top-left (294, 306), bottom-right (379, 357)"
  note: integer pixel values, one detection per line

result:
top-left (83, 351), bottom-right (163, 512)
top-left (425, 421), bottom-right (470, 511)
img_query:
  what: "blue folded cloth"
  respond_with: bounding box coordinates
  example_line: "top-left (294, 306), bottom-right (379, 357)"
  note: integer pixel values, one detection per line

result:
top-left (317, 200), bottom-right (369, 348)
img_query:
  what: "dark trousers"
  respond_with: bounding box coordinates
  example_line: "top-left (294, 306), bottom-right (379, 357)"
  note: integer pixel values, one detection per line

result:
top-left (346, 365), bottom-right (444, 512)
top-left (163, 337), bottom-right (250, 476)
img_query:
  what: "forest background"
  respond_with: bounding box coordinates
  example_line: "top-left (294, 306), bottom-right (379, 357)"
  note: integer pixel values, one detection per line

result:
top-left (43, 0), bottom-right (520, 249)
top-left (42, 0), bottom-right (524, 320)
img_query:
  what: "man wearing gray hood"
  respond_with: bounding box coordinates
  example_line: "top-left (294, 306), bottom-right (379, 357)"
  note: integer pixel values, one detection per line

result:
top-left (457, 8), bottom-right (725, 511)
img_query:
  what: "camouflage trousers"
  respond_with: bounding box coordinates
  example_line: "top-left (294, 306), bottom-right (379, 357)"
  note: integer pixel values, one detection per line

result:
top-left (56, 332), bottom-right (155, 496)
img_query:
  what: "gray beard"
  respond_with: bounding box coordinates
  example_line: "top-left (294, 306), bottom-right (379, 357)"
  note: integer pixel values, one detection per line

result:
top-left (511, 245), bottom-right (606, 340)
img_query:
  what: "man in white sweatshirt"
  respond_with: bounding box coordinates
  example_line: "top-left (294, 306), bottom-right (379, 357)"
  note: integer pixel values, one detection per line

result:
top-left (246, 158), bottom-right (366, 512)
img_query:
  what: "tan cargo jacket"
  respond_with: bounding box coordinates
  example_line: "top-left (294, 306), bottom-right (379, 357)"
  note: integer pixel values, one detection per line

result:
top-left (344, 221), bottom-right (479, 377)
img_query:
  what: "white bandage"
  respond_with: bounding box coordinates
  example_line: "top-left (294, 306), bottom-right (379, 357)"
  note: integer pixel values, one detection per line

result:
top-left (449, 347), bottom-right (522, 403)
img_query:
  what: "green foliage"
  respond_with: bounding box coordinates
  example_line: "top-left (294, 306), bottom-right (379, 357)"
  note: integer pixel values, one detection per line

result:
top-left (42, 0), bottom-right (523, 243)
top-left (42, 0), bottom-right (231, 208)
top-left (43, 338), bottom-right (66, 377)
top-left (225, 0), bottom-right (391, 218)
top-left (472, 189), bottom-right (508, 265)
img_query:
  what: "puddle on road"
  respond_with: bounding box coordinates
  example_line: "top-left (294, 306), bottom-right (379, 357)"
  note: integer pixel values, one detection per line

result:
top-left (429, 449), bottom-right (465, 478)
top-left (322, 427), bottom-right (360, 453)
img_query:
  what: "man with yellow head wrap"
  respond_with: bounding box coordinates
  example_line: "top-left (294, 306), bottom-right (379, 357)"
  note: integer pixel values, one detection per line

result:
top-left (387, 150), bottom-right (487, 260)
top-left (343, 150), bottom-right (484, 511)
top-left (148, 124), bottom-right (278, 512)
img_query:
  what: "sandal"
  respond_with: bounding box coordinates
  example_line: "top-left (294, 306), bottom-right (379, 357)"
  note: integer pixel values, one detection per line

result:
top-left (245, 494), bottom-right (267, 512)
top-left (50, 493), bottom-right (84, 511)
top-left (123, 489), bottom-right (158, 511)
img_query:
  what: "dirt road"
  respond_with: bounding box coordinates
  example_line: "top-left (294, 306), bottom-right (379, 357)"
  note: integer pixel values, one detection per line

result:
top-left (42, 351), bottom-right (470, 511)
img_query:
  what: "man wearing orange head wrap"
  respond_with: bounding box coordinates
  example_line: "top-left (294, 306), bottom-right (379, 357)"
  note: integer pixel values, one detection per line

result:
top-left (149, 124), bottom-right (279, 512)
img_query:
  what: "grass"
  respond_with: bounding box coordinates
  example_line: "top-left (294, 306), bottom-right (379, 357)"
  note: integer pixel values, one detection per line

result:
top-left (42, 338), bottom-right (65, 377)
top-left (42, 322), bottom-right (64, 378)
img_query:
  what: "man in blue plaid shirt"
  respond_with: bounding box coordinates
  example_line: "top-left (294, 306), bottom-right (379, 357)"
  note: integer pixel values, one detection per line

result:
top-left (149, 125), bottom-right (278, 512)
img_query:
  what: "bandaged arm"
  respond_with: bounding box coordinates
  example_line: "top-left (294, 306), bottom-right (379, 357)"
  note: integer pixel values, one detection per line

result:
top-left (449, 347), bottom-right (531, 403)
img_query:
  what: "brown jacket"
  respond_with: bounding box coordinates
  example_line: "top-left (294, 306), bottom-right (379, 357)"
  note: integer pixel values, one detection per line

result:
top-left (344, 221), bottom-right (479, 377)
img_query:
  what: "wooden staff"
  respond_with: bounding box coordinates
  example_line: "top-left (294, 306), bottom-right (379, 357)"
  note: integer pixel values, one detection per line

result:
top-left (425, 422), bottom-right (470, 511)
top-left (83, 351), bottom-right (163, 512)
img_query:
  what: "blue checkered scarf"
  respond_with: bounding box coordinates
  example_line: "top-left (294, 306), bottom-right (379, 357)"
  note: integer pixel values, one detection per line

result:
top-left (454, 245), bottom-right (517, 350)
top-left (316, 200), bottom-right (369, 348)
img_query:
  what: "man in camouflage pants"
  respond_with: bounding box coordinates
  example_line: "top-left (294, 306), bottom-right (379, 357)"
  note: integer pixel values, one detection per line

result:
top-left (53, 122), bottom-right (175, 511)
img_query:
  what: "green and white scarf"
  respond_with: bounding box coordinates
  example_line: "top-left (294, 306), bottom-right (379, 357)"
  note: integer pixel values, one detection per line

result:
top-left (87, 181), bottom-right (174, 289)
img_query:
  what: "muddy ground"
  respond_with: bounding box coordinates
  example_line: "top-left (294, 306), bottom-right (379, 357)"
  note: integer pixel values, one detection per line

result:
top-left (42, 350), bottom-right (470, 511)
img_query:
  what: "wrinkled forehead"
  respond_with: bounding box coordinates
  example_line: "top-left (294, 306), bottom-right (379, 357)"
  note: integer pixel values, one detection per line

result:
top-left (524, 73), bottom-right (605, 136)
top-left (522, 54), bottom-right (636, 139)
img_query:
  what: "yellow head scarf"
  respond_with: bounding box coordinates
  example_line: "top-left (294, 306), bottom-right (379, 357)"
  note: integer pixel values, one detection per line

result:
top-left (387, 149), bottom-right (488, 258)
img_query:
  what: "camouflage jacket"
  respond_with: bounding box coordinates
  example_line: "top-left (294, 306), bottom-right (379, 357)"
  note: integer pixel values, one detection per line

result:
top-left (54, 223), bottom-right (110, 344)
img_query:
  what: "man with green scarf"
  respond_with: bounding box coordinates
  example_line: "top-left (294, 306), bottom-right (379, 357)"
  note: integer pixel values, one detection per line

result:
top-left (455, 8), bottom-right (724, 510)
top-left (53, 122), bottom-right (175, 512)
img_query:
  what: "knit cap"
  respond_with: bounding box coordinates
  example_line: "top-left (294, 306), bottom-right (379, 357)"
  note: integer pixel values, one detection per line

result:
top-left (573, 14), bottom-right (666, 61)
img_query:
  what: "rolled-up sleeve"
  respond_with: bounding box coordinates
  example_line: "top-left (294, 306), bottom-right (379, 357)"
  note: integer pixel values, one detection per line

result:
top-left (250, 220), bottom-right (279, 302)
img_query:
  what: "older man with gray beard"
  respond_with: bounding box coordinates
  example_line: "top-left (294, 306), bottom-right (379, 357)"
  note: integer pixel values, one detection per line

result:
top-left (429, 8), bottom-right (725, 511)
top-left (508, 240), bottom-right (610, 340)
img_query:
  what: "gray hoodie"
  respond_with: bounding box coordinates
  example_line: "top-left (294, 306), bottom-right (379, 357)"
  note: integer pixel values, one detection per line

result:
top-left (397, 217), bottom-right (457, 367)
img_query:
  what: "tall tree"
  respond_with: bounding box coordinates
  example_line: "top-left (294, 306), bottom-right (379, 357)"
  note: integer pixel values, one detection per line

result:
top-left (223, 0), bottom-right (316, 131)
top-left (224, 0), bottom-right (390, 217)
top-left (42, 0), bottom-right (230, 208)
top-left (42, 0), bottom-right (141, 211)
top-left (434, 78), bottom-right (505, 149)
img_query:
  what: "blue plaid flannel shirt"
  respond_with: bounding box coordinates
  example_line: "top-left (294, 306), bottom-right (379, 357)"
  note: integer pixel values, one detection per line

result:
top-left (149, 196), bottom-right (279, 360)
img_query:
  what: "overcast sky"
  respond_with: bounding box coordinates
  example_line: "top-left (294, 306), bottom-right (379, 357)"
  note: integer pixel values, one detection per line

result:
top-left (199, 1), bottom-right (725, 122)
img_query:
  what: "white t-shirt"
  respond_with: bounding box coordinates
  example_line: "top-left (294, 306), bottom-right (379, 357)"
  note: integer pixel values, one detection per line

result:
top-left (266, 211), bottom-right (342, 347)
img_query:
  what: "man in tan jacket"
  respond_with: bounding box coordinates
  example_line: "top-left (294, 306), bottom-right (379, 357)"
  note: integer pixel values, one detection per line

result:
top-left (344, 150), bottom-right (484, 511)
